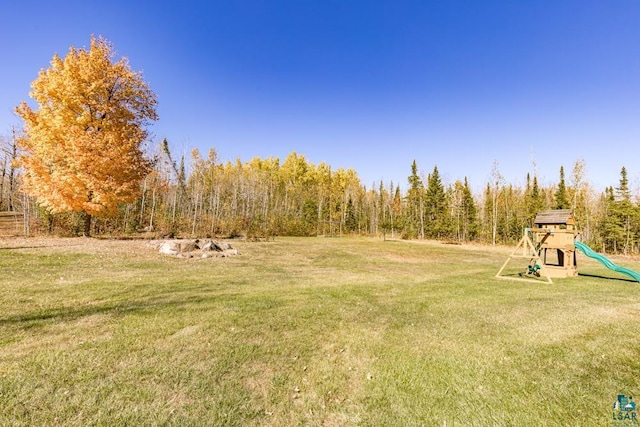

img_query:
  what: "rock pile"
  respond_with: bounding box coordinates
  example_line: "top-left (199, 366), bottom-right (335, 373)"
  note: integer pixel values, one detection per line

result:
top-left (146, 239), bottom-right (239, 258)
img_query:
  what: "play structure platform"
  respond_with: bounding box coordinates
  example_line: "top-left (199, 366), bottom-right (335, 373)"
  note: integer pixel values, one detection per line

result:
top-left (496, 209), bottom-right (640, 283)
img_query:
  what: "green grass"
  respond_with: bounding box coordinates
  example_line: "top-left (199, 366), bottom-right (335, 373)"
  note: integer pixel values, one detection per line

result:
top-left (1, 237), bottom-right (640, 426)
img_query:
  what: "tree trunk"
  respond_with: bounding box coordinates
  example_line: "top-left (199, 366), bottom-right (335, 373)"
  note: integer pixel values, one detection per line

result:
top-left (7, 128), bottom-right (18, 211)
top-left (83, 212), bottom-right (92, 237)
top-left (0, 156), bottom-right (6, 211)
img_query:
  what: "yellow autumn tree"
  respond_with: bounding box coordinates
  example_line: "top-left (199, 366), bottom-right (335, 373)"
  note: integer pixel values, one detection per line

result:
top-left (16, 35), bottom-right (158, 236)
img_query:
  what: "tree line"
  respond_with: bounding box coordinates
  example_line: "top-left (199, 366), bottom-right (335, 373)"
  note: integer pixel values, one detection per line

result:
top-left (4, 35), bottom-right (640, 254)
top-left (3, 127), bottom-right (640, 254)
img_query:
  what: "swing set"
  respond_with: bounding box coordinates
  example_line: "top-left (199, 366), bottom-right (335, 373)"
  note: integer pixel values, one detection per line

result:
top-left (496, 210), bottom-right (579, 284)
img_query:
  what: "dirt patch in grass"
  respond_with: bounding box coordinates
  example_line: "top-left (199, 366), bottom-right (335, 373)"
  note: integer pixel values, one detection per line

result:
top-left (0, 236), bottom-right (150, 257)
top-left (0, 236), bottom-right (245, 262)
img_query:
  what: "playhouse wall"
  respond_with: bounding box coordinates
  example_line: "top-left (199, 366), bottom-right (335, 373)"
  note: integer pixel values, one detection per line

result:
top-left (544, 266), bottom-right (579, 278)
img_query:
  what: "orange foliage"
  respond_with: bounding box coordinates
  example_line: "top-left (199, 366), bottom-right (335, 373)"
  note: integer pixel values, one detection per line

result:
top-left (15, 35), bottom-right (157, 217)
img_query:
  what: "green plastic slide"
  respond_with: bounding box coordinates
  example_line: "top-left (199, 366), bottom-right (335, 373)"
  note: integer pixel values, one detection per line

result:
top-left (575, 241), bottom-right (640, 282)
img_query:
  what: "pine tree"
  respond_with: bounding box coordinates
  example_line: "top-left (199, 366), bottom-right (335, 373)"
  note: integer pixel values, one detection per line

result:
top-left (554, 166), bottom-right (570, 209)
top-left (392, 184), bottom-right (403, 237)
top-left (345, 197), bottom-right (357, 232)
top-left (612, 167), bottom-right (637, 254)
top-left (599, 186), bottom-right (620, 253)
top-left (406, 160), bottom-right (425, 239)
top-left (462, 177), bottom-right (478, 241)
top-left (526, 175), bottom-right (544, 225)
top-left (425, 165), bottom-right (448, 239)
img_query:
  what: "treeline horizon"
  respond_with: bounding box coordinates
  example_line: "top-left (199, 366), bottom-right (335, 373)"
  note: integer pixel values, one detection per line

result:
top-left (2, 131), bottom-right (640, 255)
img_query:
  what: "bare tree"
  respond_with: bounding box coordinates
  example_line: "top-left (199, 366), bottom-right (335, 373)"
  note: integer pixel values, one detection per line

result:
top-left (0, 127), bottom-right (20, 211)
top-left (489, 161), bottom-right (504, 246)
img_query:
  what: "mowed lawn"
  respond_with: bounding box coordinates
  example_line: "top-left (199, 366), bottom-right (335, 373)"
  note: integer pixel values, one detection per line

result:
top-left (1, 236), bottom-right (639, 426)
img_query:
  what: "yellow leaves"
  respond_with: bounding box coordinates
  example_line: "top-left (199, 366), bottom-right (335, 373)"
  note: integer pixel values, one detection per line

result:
top-left (15, 35), bottom-right (157, 218)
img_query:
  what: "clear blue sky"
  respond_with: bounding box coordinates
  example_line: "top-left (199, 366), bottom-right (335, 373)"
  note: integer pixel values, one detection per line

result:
top-left (2, 1), bottom-right (640, 193)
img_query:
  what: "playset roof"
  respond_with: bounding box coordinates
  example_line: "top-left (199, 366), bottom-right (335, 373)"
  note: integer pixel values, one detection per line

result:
top-left (533, 209), bottom-right (575, 226)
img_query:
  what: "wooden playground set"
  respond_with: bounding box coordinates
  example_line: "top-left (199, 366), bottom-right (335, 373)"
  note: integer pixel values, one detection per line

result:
top-left (496, 209), bottom-right (640, 284)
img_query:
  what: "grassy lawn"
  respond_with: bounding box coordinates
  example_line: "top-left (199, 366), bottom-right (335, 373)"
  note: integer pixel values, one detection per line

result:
top-left (1, 236), bottom-right (639, 426)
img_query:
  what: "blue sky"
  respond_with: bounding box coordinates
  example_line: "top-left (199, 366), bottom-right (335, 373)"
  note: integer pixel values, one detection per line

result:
top-left (2, 1), bottom-right (640, 193)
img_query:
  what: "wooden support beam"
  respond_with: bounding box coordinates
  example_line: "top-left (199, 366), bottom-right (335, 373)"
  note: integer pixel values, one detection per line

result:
top-left (496, 230), bottom-right (553, 284)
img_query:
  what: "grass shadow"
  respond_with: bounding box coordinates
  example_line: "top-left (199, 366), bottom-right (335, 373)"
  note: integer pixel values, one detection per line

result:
top-left (578, 272), bottom-right (637, 283)
top-left (0, 284), bottom-right (222, 328)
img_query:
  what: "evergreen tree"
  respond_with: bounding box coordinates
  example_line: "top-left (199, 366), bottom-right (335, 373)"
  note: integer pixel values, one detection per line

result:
top-left (483, 182), bottom-right (494, 244)
top-left (612, 167), bottom-right (637, 254)
top-left (378, 181), bottom-right (386, 233)
top-left (425, 166), bottom-right (449, 239)
top-left (406, 160), bottom-right (425, 239)
top-left (450, 177), bottom-right (477, 242)
top-left (392, 184), bottom-right (403, 237)
top-left (615, 167), bottom-right (631, 201)
top-left (524, 172), bottom-right (532, 215)
top-left (526, 175), bottom-right (544, 225)
top-left (554, 166), bottom-right (570, 209)
top-left (599, 186), bottom-right (620, 253)
top-left (345, 197), bottom-right (357, 232)
top-left (462, 177), bottom-right (478, 241)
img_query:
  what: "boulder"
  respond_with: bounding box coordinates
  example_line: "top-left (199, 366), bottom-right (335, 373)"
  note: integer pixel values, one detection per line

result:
top-left (145, 240), bottom-right (162, 250)
top-left (158, 241), bottom-right (180, 255)
top-left (196, 239), bottom-right (217, 251)
top-left (179, 240), bottom-right (198, 253)
top-left (153, 238), bottom-right (238, 258)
